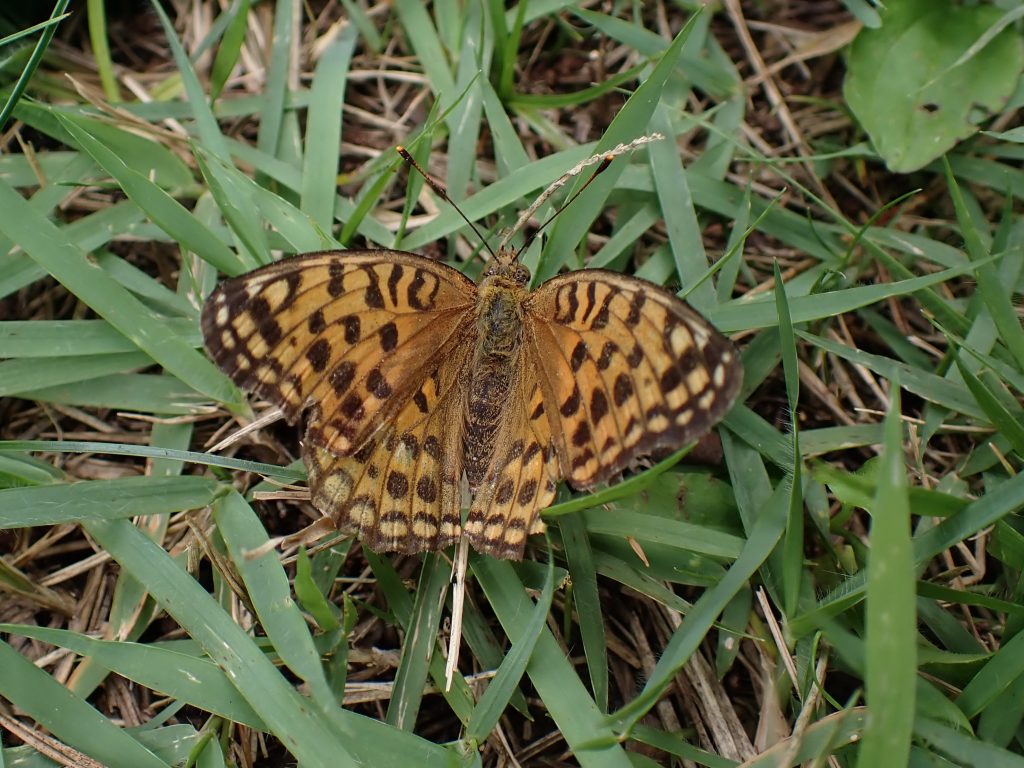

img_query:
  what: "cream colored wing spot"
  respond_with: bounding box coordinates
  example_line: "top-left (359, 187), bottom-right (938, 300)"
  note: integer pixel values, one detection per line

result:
top-left (712, 363), bottom-right (726, 388)
top-left (320, 468), bottom-right (352, 499)
top-left (686, 367), bottom-right (710, 397)
top-left (261, 278), bottom-right (292, 309)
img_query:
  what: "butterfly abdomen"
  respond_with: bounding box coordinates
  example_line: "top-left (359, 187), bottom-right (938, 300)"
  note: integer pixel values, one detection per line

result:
top-left (463, 281), bottom-right (527, 489)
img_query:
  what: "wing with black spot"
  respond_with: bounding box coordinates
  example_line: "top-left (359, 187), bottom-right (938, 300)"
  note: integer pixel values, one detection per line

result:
top-left (465, 353), bottom-right (560, 559)
top-left (524, 269), bottom-right (742, 488)
top-left (304, 337), bottom-right (472, 554)
top-left (201, 249), bottom-right (478, 457)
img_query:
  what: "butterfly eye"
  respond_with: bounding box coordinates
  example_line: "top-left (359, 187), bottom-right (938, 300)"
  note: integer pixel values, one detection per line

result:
top-left (513, 264), bottom-right (531, 284)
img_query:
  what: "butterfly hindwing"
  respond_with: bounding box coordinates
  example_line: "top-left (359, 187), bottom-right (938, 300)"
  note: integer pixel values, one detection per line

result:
top-left (525, 269), bottom-right (742, 488)
top-left (464, 356), bottom-right (560, 559)
top-left (200, 249), bottom-right (478, 457)
top-left (304, 338), bottom-right (473, 554)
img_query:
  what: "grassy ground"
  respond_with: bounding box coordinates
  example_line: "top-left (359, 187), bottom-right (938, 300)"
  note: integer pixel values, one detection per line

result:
top-left (2, 1), bottom-right (1024, 767)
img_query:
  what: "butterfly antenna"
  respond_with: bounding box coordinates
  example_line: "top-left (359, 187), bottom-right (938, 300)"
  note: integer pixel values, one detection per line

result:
top-left (499, 132), bottom-right (665, 258)
top-left (515, 154), bottom-right (614, 258)
top-left (397, 146), bottom-right (496, 259)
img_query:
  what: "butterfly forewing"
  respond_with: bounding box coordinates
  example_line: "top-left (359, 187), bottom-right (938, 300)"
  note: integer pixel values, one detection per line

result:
top-left (200, 250), bottom-right (478, 457)
top-left (525, 269), bottom-right (742, 488)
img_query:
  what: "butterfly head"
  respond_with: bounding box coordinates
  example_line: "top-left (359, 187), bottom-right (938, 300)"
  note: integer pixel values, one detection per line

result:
top-left (481, 247), bottom-right (531, 288)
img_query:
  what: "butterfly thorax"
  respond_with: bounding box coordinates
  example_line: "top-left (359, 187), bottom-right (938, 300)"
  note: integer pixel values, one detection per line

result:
top-left (463, 269), bottom-right (529, 489)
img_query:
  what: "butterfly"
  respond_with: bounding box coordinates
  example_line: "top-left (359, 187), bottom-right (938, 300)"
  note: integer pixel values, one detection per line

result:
top-left (201, 140), bottom-right (742, 560)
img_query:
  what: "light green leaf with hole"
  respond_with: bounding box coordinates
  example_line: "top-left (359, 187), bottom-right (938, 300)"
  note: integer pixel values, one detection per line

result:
top-left (844, 0), bottom-right (1024, 172)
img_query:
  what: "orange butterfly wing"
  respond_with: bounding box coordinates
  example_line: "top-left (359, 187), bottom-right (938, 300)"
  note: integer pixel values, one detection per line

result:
top-left (304, 336), bottom-right (473, 553)
top-left (200, 250), bottom-right (478, 458)
top-left (524, 269), bottom-right (742, 488)
top-left (464, 355), bottom-right (560, 559)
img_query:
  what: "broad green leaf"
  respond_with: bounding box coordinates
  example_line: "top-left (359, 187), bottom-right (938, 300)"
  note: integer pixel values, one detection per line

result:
top-left (845, 0), bottom-right (1024, 172)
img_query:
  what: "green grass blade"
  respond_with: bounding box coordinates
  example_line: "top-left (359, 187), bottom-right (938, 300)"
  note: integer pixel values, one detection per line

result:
top-left (0, 177), bottom-right (239, 405)
top-left (295, 546), bottom-right (342, 633)
top-left (543, 445), bottom-right (696, 520)
top-left (84, 518), bottom-right (456, 766)
top-left (613, 480), bottom-right (788, 730)
top-left (956, 630), bottom-right (1024, 719)
top-left (494, 0), bottom-right (525, 100)
top-left (400, 143), bottom-right (592, 251)
top-left (214, 491), bottom-right (336, 711)
top-left (480, 78), bottom-right (529, 172)
top-left (741, 709), bottom-right (867, 767)
top-left (945, 158), bottom-right (1024, 371)
top-left (473, 556), bottom-right (631, 766)
top-left (0, 440), bottom-right (304, 483)
top-left (363, 550), bottom-right (476, 724)
top-left (1, 351), bottom-right (152, 396)
top-left (466, 550), bottom-right (556, 742)
top-left (52, 116), bottom-right (240, 274)
top-left (710, 259), bottom-right (995, 334)
top-left (254, 0), bottom-right (295, 161)
top-left (508, 65), bottom-right (646, 110)
top-left (856, 383), bottom-right (915, 768)
top-left (392, 0), bottom-right (456, 102)
top-left (0, 0), bottom-right (70, 131)
top-left (0, 625), bottom-right (264, 729)
top-left (579, 509), bottom-right (743, 559)
top-left (301, 24), bottom-right (358, 229)
top-left (14, 104), bottom-right (195, 192)
top-left (796, 470), bottom-right (1024, 637)
top-left (631, 723), bottom-right (738, 767)
top-left (209, 0), bottom-right (252, 101)
top-left (560, 516), bottom-right (609, 712)
top-left (0, 475), bottom-right (219, 528)
top-left (913, 717), bottom-right (1024, 767)
top-left (648, 105), bottom-right (711, 308)
top-left (773, 261), bottom-right (803, 617)
top-left (721, 406), bottom-right (790, 470)
top-left (387, 553), bottom-right (450, 730)
top-left (956, 357), bottom-right (1024, 458)
top-left (148, 0), bottom-right (232, 161)
top-left (0, 640), bottom-right (169, 768)
top-left (339, 0), bottom-right (381, 50)
top-left (0, 8), bottom-right (71, 48)
top-left (86, 0), bottom-right (119, 100)
top-left (194, 149), bottom-right (270, 268)
top-left (444, 5), bottom-right (486, 200)
top-left (536, 15), bottom-right (699, 282)
top-left (800, 331), bottom-right (984, 419)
